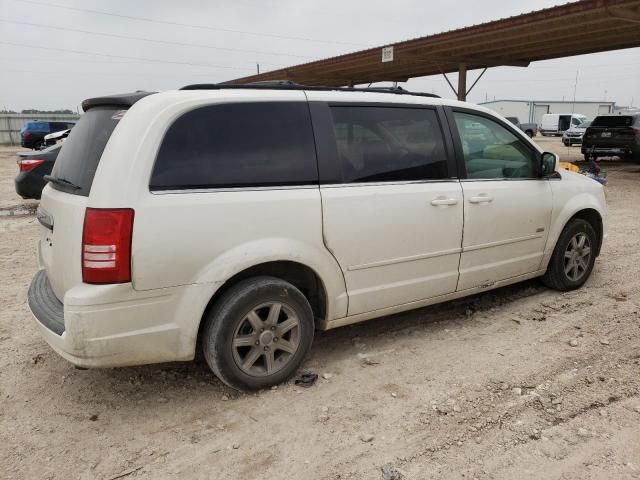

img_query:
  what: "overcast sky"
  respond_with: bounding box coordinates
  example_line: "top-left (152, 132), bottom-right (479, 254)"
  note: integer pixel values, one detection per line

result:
top-left (1, 0), bottom-right (638, 111)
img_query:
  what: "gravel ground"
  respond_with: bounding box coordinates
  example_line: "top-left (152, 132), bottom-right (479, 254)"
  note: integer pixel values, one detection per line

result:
top-left (1, 139), bottom-right (639, 480)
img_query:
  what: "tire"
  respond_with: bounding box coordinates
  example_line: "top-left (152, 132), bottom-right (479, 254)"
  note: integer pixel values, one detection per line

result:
top-left (201, 276), bottom-right (314, 391)
top-left (563, 141), bottom-right (569, 147)
top-left (525, 130), bottom-right (534, 138)
top-left (542, 219), bottom-right (597, 291)
top-left (584, 153), bottom-right (597, 162)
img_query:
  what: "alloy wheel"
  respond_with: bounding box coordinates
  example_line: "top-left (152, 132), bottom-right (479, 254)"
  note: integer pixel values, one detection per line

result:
top-left (231, 302), bottom-right (301, 377)
top-left (563, 232), bottom-right (592, 282)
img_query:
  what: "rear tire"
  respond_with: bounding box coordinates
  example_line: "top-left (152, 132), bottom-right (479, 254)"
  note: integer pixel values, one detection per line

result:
top-left (201, 276), bottom-right (314, 391)
top-left (542, 219), bottom-right (597, 291)
top-left (525, 130), bottom-right (534, 138)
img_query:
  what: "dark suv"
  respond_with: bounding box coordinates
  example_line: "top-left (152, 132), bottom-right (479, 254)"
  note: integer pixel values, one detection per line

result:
top-left (20, 120), bottom-right (76, 150)
top-left (582, 114), bottom-right (640, 162)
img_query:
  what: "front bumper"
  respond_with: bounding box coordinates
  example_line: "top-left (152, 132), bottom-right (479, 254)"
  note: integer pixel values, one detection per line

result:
top-left (27, 269), bottom-right (215, 368)
top-left (563, 136), bottom-right (582, 145)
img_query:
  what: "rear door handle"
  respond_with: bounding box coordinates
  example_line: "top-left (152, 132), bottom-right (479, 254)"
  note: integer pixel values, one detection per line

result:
top-left (430, 197), bottom-right (459, 207)
top-left (469, 194), bottom-right (494, 204)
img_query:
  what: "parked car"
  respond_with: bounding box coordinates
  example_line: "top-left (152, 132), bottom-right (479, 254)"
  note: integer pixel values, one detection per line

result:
top-left (44, 128), bottom-right (71, 146)
top-left (540, 113), bottom-right (588, 136)
top-left (28, 85), bottom-right (606, 391)
top-left (20, 120), bottom-right (76, 149)
top-left (562, 120), bottom-right (591, 146)
top-left (14, 143), bottom-right (61, 199)
top-left (582, 114), bottom-right (640, 162)
top-left (505, 117), bottom-right (537, 137)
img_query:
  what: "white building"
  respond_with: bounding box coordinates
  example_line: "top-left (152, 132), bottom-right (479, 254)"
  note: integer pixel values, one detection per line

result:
top-left (478, 99), bottom-right (615, 124)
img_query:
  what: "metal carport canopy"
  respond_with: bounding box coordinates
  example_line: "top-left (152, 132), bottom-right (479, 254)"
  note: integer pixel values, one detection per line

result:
top-left (226, 0), bottom-right (640, 100)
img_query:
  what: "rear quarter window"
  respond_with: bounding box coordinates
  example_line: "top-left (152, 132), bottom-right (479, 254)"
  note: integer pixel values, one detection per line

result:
top-left (150, 102), bottom-right (318, 190)
top-left (49, 106), bottom-right (123, 196)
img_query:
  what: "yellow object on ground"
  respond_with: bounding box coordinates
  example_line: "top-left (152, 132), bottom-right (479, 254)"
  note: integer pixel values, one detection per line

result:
top-left (559, 162), bottom-right (580, 172)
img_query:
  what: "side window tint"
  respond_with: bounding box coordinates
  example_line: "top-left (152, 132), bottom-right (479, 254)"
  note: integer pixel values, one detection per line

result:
top-left (151, 102), bottom-right (318, 190)
top-left (453, 112), bottom-right (536, 179)
top-left (329, 106), bottom-right (449, 183)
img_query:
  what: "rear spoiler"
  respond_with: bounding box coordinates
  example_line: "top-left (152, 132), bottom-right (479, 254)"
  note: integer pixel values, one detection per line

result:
top-left (81, 91), bottom-right (156, 112)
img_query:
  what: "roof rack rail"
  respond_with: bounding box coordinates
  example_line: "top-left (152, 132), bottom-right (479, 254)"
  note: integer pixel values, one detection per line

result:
top-left (180, 82), bottom-right (440, 99)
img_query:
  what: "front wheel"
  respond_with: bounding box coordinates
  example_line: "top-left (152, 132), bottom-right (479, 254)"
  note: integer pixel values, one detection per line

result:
top-left (542, 219), bottom-right (597, 291)
top-left (201, 276), bottom-right (314, 391)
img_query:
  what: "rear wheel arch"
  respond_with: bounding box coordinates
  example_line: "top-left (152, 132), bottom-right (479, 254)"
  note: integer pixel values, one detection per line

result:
top-left (196, 261), bottom-right (328, 350)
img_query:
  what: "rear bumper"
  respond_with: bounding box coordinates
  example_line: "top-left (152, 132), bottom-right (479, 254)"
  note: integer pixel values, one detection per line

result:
top-left (28, 269), bottom-right (65, 334)
top-left (581, 145), bottom-right (637, 157)
top-left (27, 269), bottom-right (216, 368)
top-left (15, 171), bottom-right (46, 199)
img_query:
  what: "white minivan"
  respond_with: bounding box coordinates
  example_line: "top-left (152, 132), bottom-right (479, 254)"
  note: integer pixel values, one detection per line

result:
top-left (540, 113), bottom-right (589, 136)
top-left (28, 84), bottom-right (606, 390)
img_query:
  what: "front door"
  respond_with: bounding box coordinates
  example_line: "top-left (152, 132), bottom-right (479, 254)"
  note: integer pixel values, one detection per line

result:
top-left (314, 103), bottom-right (464, 316)
top-left (450, 110), bottom-right (553, 291)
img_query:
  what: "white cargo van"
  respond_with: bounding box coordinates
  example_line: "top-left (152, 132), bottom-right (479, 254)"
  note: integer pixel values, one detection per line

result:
top-left (540, 113), bottom-right (588, 136)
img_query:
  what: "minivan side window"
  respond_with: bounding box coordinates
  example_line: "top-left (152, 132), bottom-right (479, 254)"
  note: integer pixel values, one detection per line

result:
top-left (150, 102), bottom-right (317, 190)
top-left (453, 112), bottom-right (536, 180)
top-left (328, 106), bottom-right (449, 183)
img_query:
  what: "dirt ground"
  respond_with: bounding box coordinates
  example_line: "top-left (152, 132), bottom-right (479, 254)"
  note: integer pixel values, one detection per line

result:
top-left (1, 138), bottom-right (639, 480)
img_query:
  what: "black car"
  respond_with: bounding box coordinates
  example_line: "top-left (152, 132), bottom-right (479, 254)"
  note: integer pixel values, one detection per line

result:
top-left (582, 114), bottom-right (640, 162)
top-left (14, 143), bottom-right (61, 199)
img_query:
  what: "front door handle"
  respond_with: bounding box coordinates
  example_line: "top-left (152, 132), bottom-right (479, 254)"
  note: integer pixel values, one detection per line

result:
top-left (430, 197), bottom-right (459, 207)
top-left (469, 194), bottom-right (494, 204)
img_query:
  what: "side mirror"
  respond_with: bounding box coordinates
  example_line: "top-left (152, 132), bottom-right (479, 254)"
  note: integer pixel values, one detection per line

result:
top-left (540, 152), bottom-right (559, 177)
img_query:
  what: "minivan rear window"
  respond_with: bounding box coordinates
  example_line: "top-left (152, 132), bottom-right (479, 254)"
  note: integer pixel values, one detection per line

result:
top-left (150, 102), bottom-right (318, 190)
top-left (49, 106), bottom-right (123, 196)
top-left (591, 116), bottom-right (634, 128)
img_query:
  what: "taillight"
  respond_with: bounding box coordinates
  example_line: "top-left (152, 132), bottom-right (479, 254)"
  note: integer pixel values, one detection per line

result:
top-left (82, 208), bottom-right (134, 284)
top-left (23, 131), bottom-right (31, 138)
top-left (17, 159), bottom-right (45, 172)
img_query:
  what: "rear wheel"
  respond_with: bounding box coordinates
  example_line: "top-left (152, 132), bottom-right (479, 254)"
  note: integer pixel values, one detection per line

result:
top-left (542, 219), bottom-right (597, 291)
top-left (201, 276), bottom-right (314, 391)
top-left (525, 130), bottom-right (534, 138)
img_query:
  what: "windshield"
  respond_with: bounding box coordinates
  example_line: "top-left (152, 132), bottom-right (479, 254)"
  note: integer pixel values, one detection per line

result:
top-left (49, 106), bottom-right (123, 196)
top-left (578, 121), bottom-right (591, 128)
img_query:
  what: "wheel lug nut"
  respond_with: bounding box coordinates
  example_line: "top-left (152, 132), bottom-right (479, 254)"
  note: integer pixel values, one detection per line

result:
top-left (260, 328), bottom-right (264, 332)
top-left (273, 337), bottom-right (278, 342)
top-left (264, 346), bottom-right (270, 351)
top-left (255, 341), bottom-right (260, 345)
top-left (271, 326), bottom-right (276, 331)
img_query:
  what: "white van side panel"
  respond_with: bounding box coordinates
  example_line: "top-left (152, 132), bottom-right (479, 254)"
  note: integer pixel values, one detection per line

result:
top-left (130, 188), bottom-right (348, 321)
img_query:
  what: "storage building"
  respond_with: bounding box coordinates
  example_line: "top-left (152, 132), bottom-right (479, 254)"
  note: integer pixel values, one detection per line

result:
top-left (478, 100), bottom-right (615, 124)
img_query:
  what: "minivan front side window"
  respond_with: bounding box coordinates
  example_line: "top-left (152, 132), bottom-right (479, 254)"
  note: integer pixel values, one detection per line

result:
top-left (453, 112), bottom-right (536, 180)
top-left (150, 102), bottom-right (317, 190)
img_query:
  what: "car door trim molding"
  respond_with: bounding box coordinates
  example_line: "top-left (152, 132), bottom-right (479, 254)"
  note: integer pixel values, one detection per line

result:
top-left (320, 178), bottom-right (460, 189)
top-left (462, 232), bottom-right (544, 252)
top-left (347, 247), bottom-right (463, 271)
